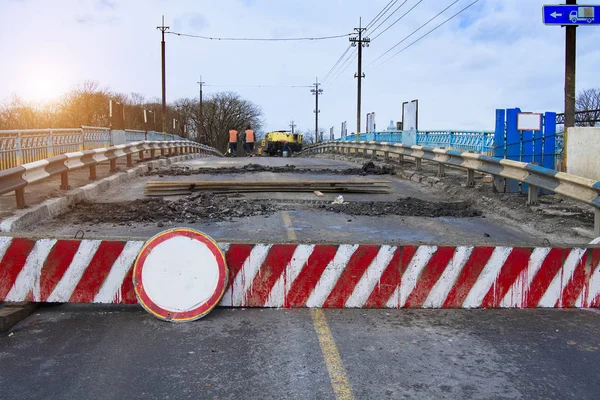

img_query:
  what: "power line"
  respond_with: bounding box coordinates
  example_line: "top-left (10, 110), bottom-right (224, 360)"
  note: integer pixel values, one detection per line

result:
top-left (327, 49), bottom-right (357, 85)
top-left (204, 84), bottom-right (313, 88)
top-left (166, 31), bottom-right (351, 41)
top-left (365, 0), bottom-right (398, 30)
top-left (373, 0), bottom-right (480, 69)
top-left (369, 0), bottom-right (409, 38)
top-left (371, 0), bottom-right (424, 42)
top-left (370, 0), bottom-right (458, 65)
top-left (321, 45), bottom-right (352, 83)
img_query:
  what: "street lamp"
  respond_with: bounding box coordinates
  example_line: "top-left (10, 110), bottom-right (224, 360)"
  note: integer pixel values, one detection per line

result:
top-left (144, 110), bottom-right (156, 132)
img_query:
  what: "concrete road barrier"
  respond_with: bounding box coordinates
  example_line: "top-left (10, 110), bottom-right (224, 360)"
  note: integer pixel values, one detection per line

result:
top-left (1, 235), bottom-right (598, 309)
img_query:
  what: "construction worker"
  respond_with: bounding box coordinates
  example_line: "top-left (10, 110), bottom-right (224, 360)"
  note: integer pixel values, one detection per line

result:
top-left (229, 129), bottom-right (238, 157)
top-left (245, 126), bottom-right (255, 156)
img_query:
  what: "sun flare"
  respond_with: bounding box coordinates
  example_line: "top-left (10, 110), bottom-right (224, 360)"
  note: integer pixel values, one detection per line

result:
top-left (21, 65), bottom-right (68, 103)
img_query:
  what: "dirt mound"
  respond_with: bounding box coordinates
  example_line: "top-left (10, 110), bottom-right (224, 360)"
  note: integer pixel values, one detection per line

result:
top-left (70, 193), bottom-right (280, 225)
top-left (148, 162), bottom-right (396, 176)
top-left (322, 197), bottom-right (481, 218)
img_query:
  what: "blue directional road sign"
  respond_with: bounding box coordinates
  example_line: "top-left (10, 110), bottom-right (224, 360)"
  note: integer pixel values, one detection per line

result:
top-left (543, 4), bottom-right (600, 26)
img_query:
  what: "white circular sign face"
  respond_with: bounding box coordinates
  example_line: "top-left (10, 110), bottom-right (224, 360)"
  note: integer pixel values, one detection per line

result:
top-left (134, 228), bottom-right (228, 322)
top-left (142, 236), bottom-right (220, 312)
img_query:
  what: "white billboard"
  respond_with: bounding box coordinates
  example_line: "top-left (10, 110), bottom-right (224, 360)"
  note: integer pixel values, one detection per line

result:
top-left (402, 100), bottom-right (418, 131)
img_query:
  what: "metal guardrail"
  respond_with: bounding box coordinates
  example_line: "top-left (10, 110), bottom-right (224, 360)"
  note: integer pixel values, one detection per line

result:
top-left (0, 127), bottom-right (188, 171)
top-left (0, 140), bottom-right (222, 209)
top-left (299, 140), bottom-right (600, 235)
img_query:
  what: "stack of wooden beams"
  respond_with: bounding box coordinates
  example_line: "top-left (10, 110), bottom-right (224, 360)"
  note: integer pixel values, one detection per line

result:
top-left (145, 179), bottom-right (391, 196)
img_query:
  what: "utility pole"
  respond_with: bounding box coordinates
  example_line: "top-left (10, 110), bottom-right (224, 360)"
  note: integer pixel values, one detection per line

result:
top-left (157, 15), bottom-right (169, 137)
top-left (311, 77), bottom-right (323, 143)
top-left (349, 18), bottom-right (369, 140)
top-left (289, 120), bottom-right (297, 134)
top-left (565, 0), bottom-right (577, 130)
top-left (197, 76), bottom-right (205, 143)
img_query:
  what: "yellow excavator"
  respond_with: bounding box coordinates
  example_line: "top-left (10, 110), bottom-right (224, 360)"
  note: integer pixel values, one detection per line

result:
top-left (261, 131), bottom-right (303, 156)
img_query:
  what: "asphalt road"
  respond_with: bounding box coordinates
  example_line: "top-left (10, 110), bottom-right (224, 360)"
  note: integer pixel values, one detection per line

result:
top-left (1, 306), bottom-right (599, 400)
top-left (23, 156), bottom-right (540, 245)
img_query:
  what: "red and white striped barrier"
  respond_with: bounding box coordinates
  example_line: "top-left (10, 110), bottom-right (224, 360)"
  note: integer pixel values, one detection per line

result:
top-left (1, 237), bottom-right (599, 309)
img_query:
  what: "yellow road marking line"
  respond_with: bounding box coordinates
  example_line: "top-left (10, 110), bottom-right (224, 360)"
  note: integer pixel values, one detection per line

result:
top-left (281, 211), bottom-right (297, 241)
top-left (311, 309), bottom-right (354, 400)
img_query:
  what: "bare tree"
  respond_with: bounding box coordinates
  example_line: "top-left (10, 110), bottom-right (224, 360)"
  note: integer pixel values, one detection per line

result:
top-left (576, 88), bottom-right (600, 127)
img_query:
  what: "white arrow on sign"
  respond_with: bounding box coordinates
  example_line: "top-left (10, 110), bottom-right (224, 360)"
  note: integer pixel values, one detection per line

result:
top-left (551, 11), bottom-right (563, 18)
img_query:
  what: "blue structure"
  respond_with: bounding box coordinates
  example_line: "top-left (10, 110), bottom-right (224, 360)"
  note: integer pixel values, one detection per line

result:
top-left (494, 108), bottom-right (557, 193)
top-left (543, 5), bottom-right (599, 26)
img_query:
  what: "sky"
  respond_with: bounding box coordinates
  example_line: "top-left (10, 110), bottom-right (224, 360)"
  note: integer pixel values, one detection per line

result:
top-left (1, 0), bottom-right (599, 134)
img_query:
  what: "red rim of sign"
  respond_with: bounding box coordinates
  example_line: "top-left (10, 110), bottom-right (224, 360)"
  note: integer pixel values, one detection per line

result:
top-left (133, 228), bottom-right (227, 322)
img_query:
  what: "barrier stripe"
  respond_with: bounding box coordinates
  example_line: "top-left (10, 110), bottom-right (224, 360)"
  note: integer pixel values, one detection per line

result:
top-left (1, 237), bottom-right (600, 308)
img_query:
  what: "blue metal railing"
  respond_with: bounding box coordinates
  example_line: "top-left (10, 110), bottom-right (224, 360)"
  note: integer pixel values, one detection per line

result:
top-left (340, 130), bottom-right (494, 154)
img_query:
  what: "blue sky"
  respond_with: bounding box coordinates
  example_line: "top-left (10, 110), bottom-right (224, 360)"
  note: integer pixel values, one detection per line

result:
top-left (1, 0), bottom-right (599, 133)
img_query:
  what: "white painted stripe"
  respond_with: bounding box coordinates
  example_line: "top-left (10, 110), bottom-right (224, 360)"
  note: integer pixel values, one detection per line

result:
top-left (230, 244), bottom-right (272, 307)
top-left (581, 258), bottom-right (600, 307)
top-left (0, 237), bottom-right (13, 262)
top-left (500, 247), bottom-right (551, 308)
top-left (345, 246), bottom-right (397, 308)
top-left (47, 240), bottom-right (102, 302)
top-left (5, 239), bottom-right (57, 302)
top-left (93, 241), bottom-right (145, 303)
top-left (423, 246), bottom-right (473, 308)
top-left (385, 289), bottom-right (399, 308)
top-left (538, 248), bottom-right (585, 308)
top-left (306, 244), bottom-right (359, 308)
top-left (263, 245), bottom-right (315, 307)
top-left (399, 246), bottom-right (437, 308)
top-left (463, 247), bottom-right (513, 308)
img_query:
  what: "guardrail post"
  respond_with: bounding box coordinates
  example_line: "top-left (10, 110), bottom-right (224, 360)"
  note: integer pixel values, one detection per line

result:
top-left (594, 208), bottom-right (600, 237)
top-left (466, 169), bottom-right (475, 187)
top-left (15, 188), bottom-right (26, 209)
top-left (437, 163), bottom-right (446, 177)
top-left (161, 148), bottom-right (165, 156)
top-left (384, 151), bottom-right (389, 161)
top-left (60, 171), bottom-right (70, 190)
top-left (126, 154), bottom-right (133, 167)
top-left (138, 150), bottom-right (144, 161)
top-left (399, 154), bottom-right (404, 163)
top-left (527, 185), bottom-right (539, 205)
top-left (415, 158), bottom-right (422, 171)
top-left (150, 149), bottom-right (156, 158)
top-left (89, 165), bottom-right (97, 180)
top-left (110, 159), bottom-right (117, 172)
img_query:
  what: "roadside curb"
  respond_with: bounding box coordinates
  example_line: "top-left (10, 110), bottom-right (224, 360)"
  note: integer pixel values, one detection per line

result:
top-left (0, 302), bottom-right (38, 332)
top-left (0, 154), bottom-right (200, 233)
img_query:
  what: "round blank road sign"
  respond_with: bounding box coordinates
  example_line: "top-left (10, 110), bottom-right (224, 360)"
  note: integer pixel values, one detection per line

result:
top-left (133, 228), bottom-right (227, 322)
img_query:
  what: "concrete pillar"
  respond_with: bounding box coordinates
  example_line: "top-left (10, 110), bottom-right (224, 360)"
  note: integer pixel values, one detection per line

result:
top-left (415, 158), bottom-right (422, 171)
top-left (89, 164), bottom-right (97, 180)
top-left (595, 208), bottom-right (600, 237)
top-left (466, 169), bottom-right (475, 187)
top-left (437, 163), bottom-right (446, 177)
top-left (60, 171), bottom-right (70, 190)
top-left (527, 185), bottom-right (539, 206)
top-left (15, 188), bottom-right (25, 209)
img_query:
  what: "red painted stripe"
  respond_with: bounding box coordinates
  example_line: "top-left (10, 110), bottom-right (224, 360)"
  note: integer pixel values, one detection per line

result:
top-left (225, 244), bottom-right (254, 291)
top-left (559, 250), bottom-right (589, 308)
top-left (69, 241), bottom-right (125, 303)
top-left (0, 238), bottom-right (36, 300)
top-left (480, 247), bottom-right (532, 308)
top-left (591, 249), bottom-right (600, 308)
top-left (285, 245), bottom-right (338, 307)
top-left (443, 247), bottom-right (495, 308)
top-left (120, 267), bottom-right (137, 304)
top-left (39, 240), bottom-right (80, 301)
top-left (526, 248), bottom-right (567, 308)
top-left (403, 246), bottom-right (456, 308)
top-left (245, 244), bottom-right (297, 306)
top-left (323, 245), bottom-right (380, 308)
top-left (363, 247), bottom-right (402, 308)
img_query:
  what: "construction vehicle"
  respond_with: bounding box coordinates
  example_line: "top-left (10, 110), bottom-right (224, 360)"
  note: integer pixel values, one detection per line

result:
top-left (261, 130), bottom-right (303, 156)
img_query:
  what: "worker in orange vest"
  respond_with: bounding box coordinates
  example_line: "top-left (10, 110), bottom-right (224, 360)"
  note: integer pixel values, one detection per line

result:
top-left (228, 129), bottom-right (238, 157)
top-left (245, 126), bottom-right (255, 156)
